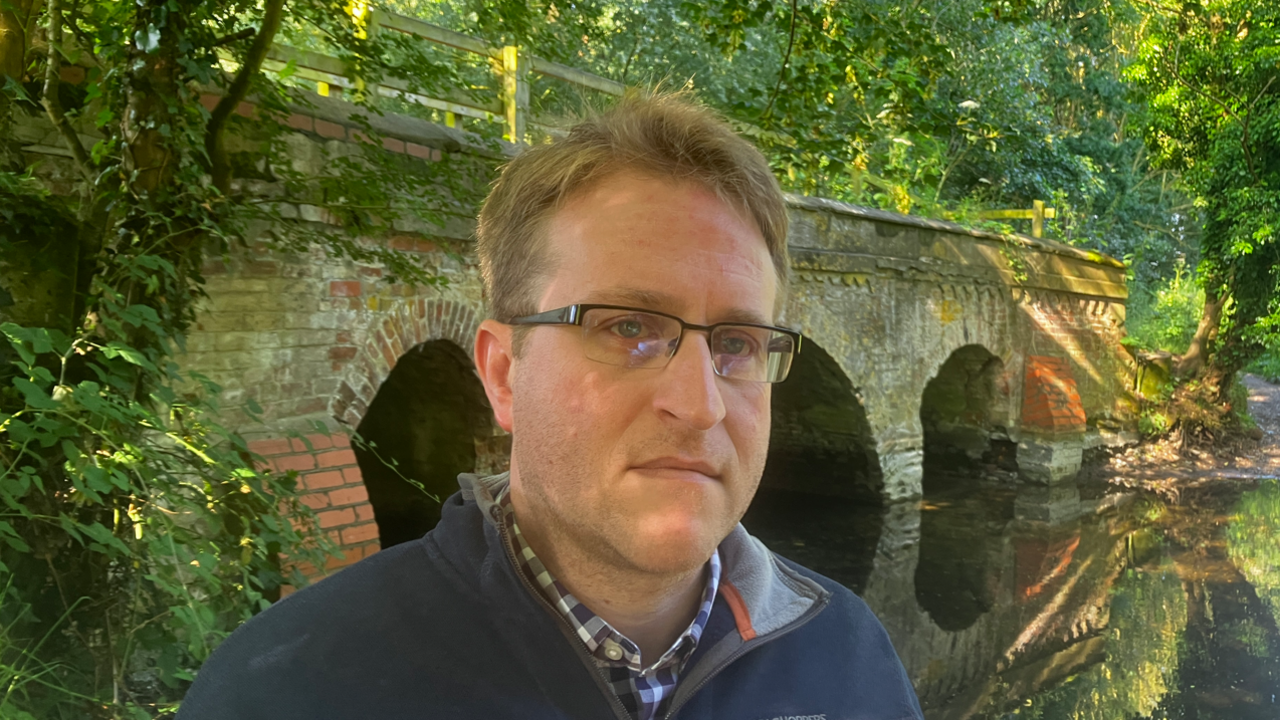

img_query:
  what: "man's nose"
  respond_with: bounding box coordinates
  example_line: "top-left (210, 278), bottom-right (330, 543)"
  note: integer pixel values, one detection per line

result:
top-left (652, 331), bottom-right (727, 430)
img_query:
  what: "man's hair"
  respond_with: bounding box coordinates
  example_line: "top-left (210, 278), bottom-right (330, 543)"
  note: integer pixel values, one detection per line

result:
top-left (475, 91), bottom-right (789, 334)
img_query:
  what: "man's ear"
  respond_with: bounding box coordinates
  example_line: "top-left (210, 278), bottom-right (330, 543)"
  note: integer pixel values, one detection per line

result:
top-left (474, 319), bottom-right (515, 433)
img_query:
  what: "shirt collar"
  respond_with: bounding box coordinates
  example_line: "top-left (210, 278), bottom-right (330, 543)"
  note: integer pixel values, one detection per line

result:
top-left (494, 480), bottom-right (721, 674)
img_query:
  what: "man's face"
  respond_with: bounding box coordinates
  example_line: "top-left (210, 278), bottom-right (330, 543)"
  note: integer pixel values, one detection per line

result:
top-left (506, 171), bottom-right (776, 577)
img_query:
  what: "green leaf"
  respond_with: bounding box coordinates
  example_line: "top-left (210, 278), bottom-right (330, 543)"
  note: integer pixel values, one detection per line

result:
top-left (13, 378), bottom-right (59, 409)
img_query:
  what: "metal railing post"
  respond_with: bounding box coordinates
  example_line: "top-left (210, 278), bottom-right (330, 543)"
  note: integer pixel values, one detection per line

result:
top-left (501, 45), bottom-right (528, 144)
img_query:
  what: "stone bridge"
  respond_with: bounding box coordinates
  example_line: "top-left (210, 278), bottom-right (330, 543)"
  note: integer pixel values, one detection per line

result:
top-left (131, 93), bottom-right (1138, 567)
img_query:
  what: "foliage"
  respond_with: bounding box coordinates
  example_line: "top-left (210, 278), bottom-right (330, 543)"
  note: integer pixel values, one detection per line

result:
top-left (1125, 257), bottom-right (1205, 354)
top-left (1228, 479), bottom-right (1280, 630)
top-left (0, 0), bottom-right (487, 716)
top-left (1010, 558), bottom-right (1187, 719)
top-left (1129, 0), bottom-right (1280, 382)
top-left (1246, 348), bottom-right (1280, 383)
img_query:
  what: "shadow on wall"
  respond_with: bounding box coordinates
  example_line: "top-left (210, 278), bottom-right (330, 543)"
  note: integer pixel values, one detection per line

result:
top-left (760, 338), bottom-right (883, 502)
top-left (354, 340), bottom-right (491, 549)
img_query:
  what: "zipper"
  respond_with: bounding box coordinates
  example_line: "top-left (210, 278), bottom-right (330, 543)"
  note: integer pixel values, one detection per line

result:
top-left (492, 505), bottom-right (635, 720)
top-left (661, 592), bottom-right (831, 719)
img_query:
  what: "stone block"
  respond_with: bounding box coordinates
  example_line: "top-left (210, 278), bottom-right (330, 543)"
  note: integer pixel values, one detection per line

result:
top-left (1017, 436), bottom-right (1083, 485)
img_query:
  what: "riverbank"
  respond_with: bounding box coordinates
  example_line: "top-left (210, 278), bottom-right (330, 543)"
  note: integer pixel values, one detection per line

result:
top-left (1091, 374), bottom-right (1280, 496)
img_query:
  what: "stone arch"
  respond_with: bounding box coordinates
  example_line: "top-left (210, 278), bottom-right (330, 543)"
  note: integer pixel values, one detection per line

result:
top-left (353, 339), bottom-right (493, 548)
top-left (330, 297), bottom-right (483, 428)
top-left (761, 338), bottom-right (883, 500)
top-left (919, 344), bottom-right (1014, 480)
top-left (742, 337), bottom-right (884, 594)
top-left (327, 297), bottom-right (500, 549)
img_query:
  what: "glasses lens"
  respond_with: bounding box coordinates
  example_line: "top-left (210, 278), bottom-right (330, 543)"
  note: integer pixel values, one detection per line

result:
top-left (711, 326), bottom-right (796, 383)
top-left (581, 308), bottom-right (680, 368)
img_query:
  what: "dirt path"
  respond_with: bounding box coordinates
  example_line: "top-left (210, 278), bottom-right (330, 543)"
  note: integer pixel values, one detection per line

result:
top-left (1097, 374), bottom-right (1280, 489)
top-left (1237, 373), bottom-right (1280, 473)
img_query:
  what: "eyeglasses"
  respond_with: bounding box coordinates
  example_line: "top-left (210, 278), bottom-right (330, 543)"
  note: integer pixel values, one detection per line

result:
top-left (507, 304), bottom-right (802, 383)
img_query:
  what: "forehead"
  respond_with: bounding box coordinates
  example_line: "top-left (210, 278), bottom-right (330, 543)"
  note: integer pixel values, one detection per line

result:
top-left (541, 171), bottom-right (775, 322)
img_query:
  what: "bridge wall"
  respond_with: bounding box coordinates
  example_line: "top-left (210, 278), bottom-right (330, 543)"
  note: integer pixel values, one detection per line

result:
top-left (15, 98), bottom-right (1134, 572)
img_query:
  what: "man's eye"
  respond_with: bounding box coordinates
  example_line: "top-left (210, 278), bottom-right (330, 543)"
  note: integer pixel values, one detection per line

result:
top-left (717, 334), bottom-right (754, 356)
top-left (611, 319), bottom-right (649, 338)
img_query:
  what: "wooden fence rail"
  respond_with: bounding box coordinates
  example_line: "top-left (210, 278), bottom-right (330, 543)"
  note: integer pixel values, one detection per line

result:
top-left (249, 9), bottom-right (627, 143)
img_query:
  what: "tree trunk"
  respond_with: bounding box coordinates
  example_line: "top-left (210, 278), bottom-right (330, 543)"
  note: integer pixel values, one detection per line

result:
top-left (0, 0), bottom-right (40, 171)
top-left (1174, 285), bottom-right (1226, 378)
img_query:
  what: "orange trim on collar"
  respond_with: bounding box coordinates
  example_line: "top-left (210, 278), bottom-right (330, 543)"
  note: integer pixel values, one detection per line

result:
top-left (719, 582), bottom-right (757, 641)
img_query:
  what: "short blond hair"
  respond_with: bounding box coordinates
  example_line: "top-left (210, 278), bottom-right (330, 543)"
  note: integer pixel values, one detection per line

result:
top-left (475, 92), bottom-right (789, 329)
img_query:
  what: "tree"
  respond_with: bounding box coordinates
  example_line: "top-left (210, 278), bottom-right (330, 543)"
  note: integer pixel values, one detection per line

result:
top-left (0, 0), bottom-right (479, 716)
top-left (1130, 0), bottom-right (1280, 412)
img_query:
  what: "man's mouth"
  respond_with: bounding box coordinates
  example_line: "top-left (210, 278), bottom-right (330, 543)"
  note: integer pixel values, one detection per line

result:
top-left (631, 457), bottom-right (721, 480)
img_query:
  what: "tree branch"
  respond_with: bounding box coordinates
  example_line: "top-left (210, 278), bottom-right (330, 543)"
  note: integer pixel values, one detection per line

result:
top-left (41, 0), bottom-right (94, 183)
top-left (212, 28), bottom-right (256, 47)
top-left (762, 0), bottom-right (798, 120)
top-left (205, 0), bottom-right (286, 194)
top-left (1166, 45), bottom-right (1259, 184)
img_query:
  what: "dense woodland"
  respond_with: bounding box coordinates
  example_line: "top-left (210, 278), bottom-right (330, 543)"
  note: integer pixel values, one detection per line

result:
top-left (0, 0), bottom-right (1277, 716)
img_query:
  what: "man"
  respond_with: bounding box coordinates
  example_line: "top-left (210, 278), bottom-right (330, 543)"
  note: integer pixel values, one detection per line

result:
top-left (179, 93), bottom-right (923, 720)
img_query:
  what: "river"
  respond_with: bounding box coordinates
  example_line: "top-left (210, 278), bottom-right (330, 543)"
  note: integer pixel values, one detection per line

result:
top-left (742, 471), bottom-right (1280, 719)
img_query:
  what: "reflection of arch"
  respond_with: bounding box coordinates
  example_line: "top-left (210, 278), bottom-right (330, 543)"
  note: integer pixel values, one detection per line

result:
top-left (330, 298), bottom-right (482, 428)
top-left (914, 344), bottom-right (1014, 632)
top-left (761, 339), bottom-right (882, 501)
top-left (354, 340), bottom-right (491, 548)
top-left (920, 344), bottom-right (1012, 480)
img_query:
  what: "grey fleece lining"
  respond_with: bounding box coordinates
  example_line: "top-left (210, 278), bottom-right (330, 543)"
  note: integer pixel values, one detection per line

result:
top-left (456, 473), bottom-right (829, 640)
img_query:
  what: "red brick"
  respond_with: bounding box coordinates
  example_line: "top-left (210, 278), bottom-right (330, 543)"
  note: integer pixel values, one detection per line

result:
top-left (286, 113), bottom-right (313, 132)
top-left (329, 485), bottom-right (369, 506)
top-left (199, 94), bottom-right (220, 112)
top-left (341, 522), bottom-right (379, 545)
top-left (333, 434), bottom-right (352, 449)
top-left (431, 148), bottom-right (443, 162)
top-left (248, 437), bottom-right (293, 456)
top-left (406, 142), bottom-right (433, 160)
top-left (300, 492), bottom-right (330, 510)
top-left (363, 544), bottom-right (380, 558)
top-left (235, 101), bottom-right (255, 118)
top-left (355, 504), bottom-right (376, 522)
top-left (341, 465), bottom-right (363, 484)
top-left (315, 119), bottom-right (345, 139)
top-left (330, 280), bottom-right (362, 297)
top-left (303, 470), bottom-right (345, 490)
top-left (336, 331), bottom-right (353, 344)
top-left (306, 433), bottom-right (336, 451)
top-left (382, 136), bottom-right (406, 153)
top-left (413, 239), bottom-right (439, 253)
top-left (288, 435), bottom-right (323, 453)
top-left (318, 449), bottom-right (357, 468)
top-left (273, 453), bottom-right (316, 473)
top-left (318, 507), bottom-right (355, 528)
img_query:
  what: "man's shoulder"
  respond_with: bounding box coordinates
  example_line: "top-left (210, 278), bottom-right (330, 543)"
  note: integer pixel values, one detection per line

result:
top-left (770, 552), bottom-right (878, 622)
top-left (177, 527), bottom-right (489, 718)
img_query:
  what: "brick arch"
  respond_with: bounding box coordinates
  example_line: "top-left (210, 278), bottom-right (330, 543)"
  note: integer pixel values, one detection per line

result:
top-left (330, 297), bottom-right (483, 428)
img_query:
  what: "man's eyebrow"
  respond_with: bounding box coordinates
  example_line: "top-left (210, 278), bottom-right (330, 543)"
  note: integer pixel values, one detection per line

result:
top-left (581, 288), bottom-right (771, 326)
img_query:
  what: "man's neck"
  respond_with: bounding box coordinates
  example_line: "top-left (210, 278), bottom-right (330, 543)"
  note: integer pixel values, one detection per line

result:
top-left (508, 487), bottom-right (709, 664)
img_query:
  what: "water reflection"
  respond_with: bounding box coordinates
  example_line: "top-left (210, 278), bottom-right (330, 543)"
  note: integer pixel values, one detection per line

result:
top-left (741, 477), bottom-right (1280, 719)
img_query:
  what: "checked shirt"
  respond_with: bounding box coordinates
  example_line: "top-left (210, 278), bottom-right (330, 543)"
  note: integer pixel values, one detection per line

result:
top-left (495, 485), bottom-right (721, 720)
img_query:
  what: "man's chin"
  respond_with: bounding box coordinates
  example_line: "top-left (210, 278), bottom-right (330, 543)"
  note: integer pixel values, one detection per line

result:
top-left (622, 516), bottom-right (724, 574)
